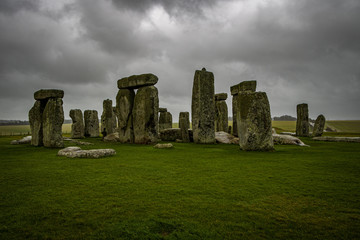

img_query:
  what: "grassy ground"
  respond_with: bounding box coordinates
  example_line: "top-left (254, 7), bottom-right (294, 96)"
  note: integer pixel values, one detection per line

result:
top-left (1, 136), bottom-right (360, 239)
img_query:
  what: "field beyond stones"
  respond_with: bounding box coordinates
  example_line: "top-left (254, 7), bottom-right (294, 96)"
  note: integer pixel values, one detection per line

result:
top-left (1, 131), bottom-right (360, 239)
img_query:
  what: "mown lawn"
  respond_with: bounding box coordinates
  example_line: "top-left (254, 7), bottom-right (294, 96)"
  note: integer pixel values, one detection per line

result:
top-left (1, 136), bottom-right (360, 239)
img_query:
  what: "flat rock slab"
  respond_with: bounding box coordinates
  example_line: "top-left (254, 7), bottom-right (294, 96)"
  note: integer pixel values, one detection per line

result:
top-left (34, 89), bottom-right (64, 100)
top-left (273, 134), bottom-right (309, 146)
top-left (215, 93), bottom-right (227, 101)
top-left (11, 136), bottom-right (32, 145)
top-left (215, 131), bottom-right (239, 144)
top-left (154, 143), bottom-right (174, 149)
top-left (230, 81), bottom-right (256, 95)
top-left (58, 147), bottom-right (116, 158)
top-left (63, 138), bottom-right (94, 145)
top-left (118, 73), bottom-right (158, 89)
top-left (312, 137), bottom-right (360, 143)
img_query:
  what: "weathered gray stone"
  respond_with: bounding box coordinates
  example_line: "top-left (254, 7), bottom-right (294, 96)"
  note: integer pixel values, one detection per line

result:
top-left (117, 73), bottom-right (158, 89)
top-left (84, 110), bottom-right (99, 137)
top-left (159, 111), bottom-right (172, 131)
top-left (160, 128), bottom-right (181, 141)
top-left (116, 89), bottom-right (135, 143)
top-left (154, 143), bottom-right (174, 149)
top-left (313, 114), bottom-right (326, 137)
top-left (179, 112), bottom-right (190, 142)
top-left (58, 146), bottom-right (116, 158)
top-left (70, 109), bottom-right (84, 139)
top-left (273, 134), bottom-right (308, 146)
top-left (42, 98), bottom-right (64, 148)
top-left (230, 81), bottom-right (256, 95)
top-left (63, 138), bottom-right (94, 145)
top-left (103, 132), bottom-right (120, 142)
top-left (296, 103), bottom-right (309, 137)
top-left (215, 93), bottom-right (227, 101)
top-left (228, 125), bottom-right (232, 134)
top-left (29, 100), bottom-right (45, 146)
top-left (133, 86), bottom-right (159, 144)
top-left (112, 107), bottom-right (117, 130)
top-left (215, 100), bottom-right (228, 132)
top-left (191, 68), bottom-right (215, 144)
top-left (34, 89), bottom-right (64, 100)
top-left (159, 108), bottom-right (167, 113)
top-left (237, 91), bottom-right (274, 151)
top-left (231, 95), bottom-right (238, 136)
top-left (101, 99), bottom-right (115, 137)
top-left (215, 131), bottom-right (239, 144)
top-left (11, 136), bottom-right (32, 145)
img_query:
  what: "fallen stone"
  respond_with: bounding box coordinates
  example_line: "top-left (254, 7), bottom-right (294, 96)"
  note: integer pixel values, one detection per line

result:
top-left (215, 131), bottom-right (239, 144)
top-left (84, 110), bottom-right (99, 137)
top-left (273, 134), bottom-right (309, 146)
top-left (175, 139), bottom-right (183, 143)
top-left (42, 98), bottom-right (64, 148)
top-left (103, 132), bottom-right (120, 142)
top-left (191, 68), bottom-right (215, 144)
top-left (312, 137), bottom-right (360, 143)
top-left (117, 73), bottom-right (158, 89)
top-left (215, 93), bottom-right (227, 101)
top-left (280, 132), bottom-right (296, 136)
top-left (70, 109), bottom-right (84, 139)
top-left (313, 114), bottom-right (326, 137)
top-left (11, 136), bottom-right (32, 145)
top-left (58, 146), bottom-right (116, 158)
top-left (160, 128), bottom-right (181, 141)
top-left (63, 138), bottom-right (94, 145)
top-left (34, 89), bottom-right (64, 100)
top-left (296, 103), bottom-right (309, 137)
top-left (153, 143), bottom-right (174, 149)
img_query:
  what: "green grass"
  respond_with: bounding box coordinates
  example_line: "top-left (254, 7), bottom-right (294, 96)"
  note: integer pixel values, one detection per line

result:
top-left (0, 124), bottom-right (72, 136)
top-left (1, 136), bottom-right (360, 239)
top-left (326, 120), bottom-right (360, 133)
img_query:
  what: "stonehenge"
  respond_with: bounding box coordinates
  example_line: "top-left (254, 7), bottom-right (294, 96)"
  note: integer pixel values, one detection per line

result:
top-left (29, 89), bottom-right (64, 148)
top-left (70, 109), bottom-right (84, 139)
top-left (313, 114), bottom-right (326, 137)
top-left (116, 73), bottom-right (159, 144)
top-left (230, 80), bottom-right (256, 136)
top-left (215, 93), bottom-right (228, 132)
top-left (159, 108), bottom-right (173, 131)
top-left (84, 110), bottom-right (99, 137)
top-left (296, 103), bottom-right (309, 137)
top-left (191, 68), bottom-right (215, 144)
top-left (236, 83), bottom-right (274, 151)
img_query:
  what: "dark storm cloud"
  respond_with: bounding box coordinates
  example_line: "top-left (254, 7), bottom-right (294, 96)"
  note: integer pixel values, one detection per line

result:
top-left (0, 0), bottom-right (359, 120)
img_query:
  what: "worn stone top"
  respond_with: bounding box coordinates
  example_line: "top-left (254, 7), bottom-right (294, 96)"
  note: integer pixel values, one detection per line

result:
top-left (117, 73), bottom-right (158, 89)
top-left (230, 80), bottom-right (257, 95)
top-left (159, 108), bottom-right (167, 113)
top-left (34, 89), bottom-right (64, 100)
top-left (215, 93), bottom-right (228, 101)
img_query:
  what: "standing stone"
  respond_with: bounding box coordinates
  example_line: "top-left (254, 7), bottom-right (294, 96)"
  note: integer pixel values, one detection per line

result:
top-left (237, 91), bottom-right (273, 151)
top-left (42, 98), bottom-right (64, 148)
top-left (179, 112), bottom-right (190, 142)
top-left (296, 103), bottom-right (309, 137)
top-left (159, 111), bottom-right (172, 131)
top-left (159, 108), bottom-right (167, 113)
top-left (133, 86), bottom-right (159, 144)
top-left (101, 99), bottom-right (115, 137)
top-left (116, 89), bottom-right (135, 143)
top-left (69, 109), bottom-right (84, 139)
top-left (112, 107), bottom-right (117, 130)
top-left (84, 110), bottom-right (99, 137)
top-left (29, 100), bottom-right (45, 146)
top-left (313, 114), bottom-right (326, 137)
top-left (230, 81), bottom-right (257, 137)
top-left (191, 68), bottom-right (215, 144)
top-left (215, 93), bottom-right (228, 132)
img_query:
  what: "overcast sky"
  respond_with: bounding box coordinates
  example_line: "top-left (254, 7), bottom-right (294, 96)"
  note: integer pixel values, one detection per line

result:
top-left (1, 0), bottom-right (359, 121)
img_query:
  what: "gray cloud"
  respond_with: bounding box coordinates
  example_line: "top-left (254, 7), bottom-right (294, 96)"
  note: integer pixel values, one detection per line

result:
top-left (0, 0), bottom-right (359, 121)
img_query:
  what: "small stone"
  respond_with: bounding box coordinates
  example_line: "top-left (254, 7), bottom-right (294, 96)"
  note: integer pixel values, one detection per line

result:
top-left (215, 93), bottom-right (227, 101)
top-left (312, 114), bottom-right (326, 137)
top-left (117, 73), bottom-right (158, 89)
top-left (153, 143), bottom-right (174, 149)
top-left (34, 89), bottom-right (64, 100)
top-left (296, 103), bottom-right (309, 137)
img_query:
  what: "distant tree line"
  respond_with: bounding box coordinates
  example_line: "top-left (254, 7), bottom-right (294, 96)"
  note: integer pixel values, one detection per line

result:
top-left (0, 119), bottom-right (72, 126)
top-left (272, 115), bottom-right (297, 121)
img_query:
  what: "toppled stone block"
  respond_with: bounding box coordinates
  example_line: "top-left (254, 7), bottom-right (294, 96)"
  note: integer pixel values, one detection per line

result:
top-left (117, 73), bottom-right (158, 89)
top-left (313, 114), bottom-right (326, 137)
top-left (103, 132), bottom-right (120, 142)
top-left (11, 136), bottom-right (32, 145)
top-left (273, 134), bottom-right (308, 146)
top-left (57, 146), bottom-right (116, 158)
top-left (34, 89), bottom-right (64, 100)
top-left (215, 131), bottom-right (239, 144)
top-left (116, 89), bottom-right (135, 143)
top-left (154, 143), bottom-right (174, 149)
top-left (215, 93), bottom-right (227, 101)
top-left (296, 103), bottom-right (309, 137)
top-left (84, 110), bottom-right (99, 137)
top-left (191, 68), bottom-right (215, 144)
top-left (133, 86), bottom-right (159, 144)
top-left (237, 91), bottom-right (274, 151)
top-left (70, 109), bottom-right (84, 139)
top-left (42, 98), bottom-right (64, 148)
top-left (160, 128), bottom-right (181, 141)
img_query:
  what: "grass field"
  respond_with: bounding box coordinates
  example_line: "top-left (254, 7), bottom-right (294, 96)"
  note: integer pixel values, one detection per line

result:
top-left (1, 135), bottom-right (360, 239)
